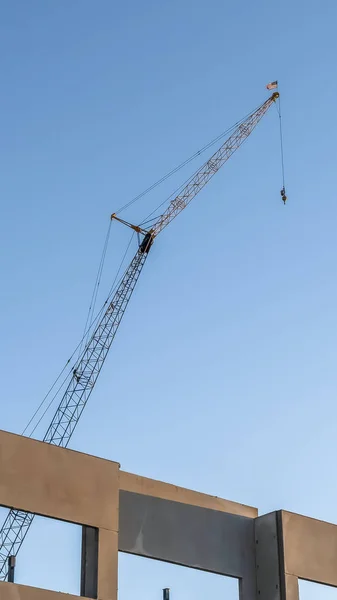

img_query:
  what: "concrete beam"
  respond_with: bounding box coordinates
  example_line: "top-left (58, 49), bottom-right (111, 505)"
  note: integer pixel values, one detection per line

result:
top-left (0, 430), bottom-right (119, 530)
top-left (0, 581), bottom-right (90, 600)
top-left (119, 471), bottom-right (257, 518)
top-left (119, 490), bottom-right (256, 599)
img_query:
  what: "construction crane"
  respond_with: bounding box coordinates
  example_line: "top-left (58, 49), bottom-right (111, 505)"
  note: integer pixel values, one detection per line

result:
top-left (0, 91), bottom-right (279, 579)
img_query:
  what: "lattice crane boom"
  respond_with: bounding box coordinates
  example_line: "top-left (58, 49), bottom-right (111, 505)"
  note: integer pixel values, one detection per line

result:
top-left (151, 92), bottom-right (279, 237)
top-left (0, 92), bottom-right (279, 578)
top-left (0, 247), bottom-right (150, 578)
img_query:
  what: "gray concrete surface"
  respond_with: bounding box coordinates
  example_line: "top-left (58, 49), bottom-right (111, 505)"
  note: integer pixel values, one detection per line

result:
top-left (255, 512), bottom-right (282, 600)
top-left (0, 429), bottom-right (119, 530)
top-left (1, 430), bottom-right (337, 600)
top-left (282, 511), bottom-right (337, 588)
top-left (119, 490), bottom-right (256, 599)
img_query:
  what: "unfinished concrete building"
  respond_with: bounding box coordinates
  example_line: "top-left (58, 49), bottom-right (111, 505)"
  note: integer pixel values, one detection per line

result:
top-left (0, 429), bottom-right (336, 599)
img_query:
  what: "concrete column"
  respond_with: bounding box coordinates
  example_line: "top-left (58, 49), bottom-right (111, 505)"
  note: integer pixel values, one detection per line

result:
top-left (81, 526), bottom-right (98, 598)
top-left (255, 512), bottom-right (301, 600)
top-left (97, 528), bottom-right (118, 600)
top-left (255, 512), bottom-right (282, 600)
top-left (285, 575), bottom-right (299, 600)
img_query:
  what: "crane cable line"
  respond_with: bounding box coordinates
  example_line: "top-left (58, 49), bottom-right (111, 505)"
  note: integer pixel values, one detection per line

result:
top-left (274, 90), bottom-right (287, 203)
top-left (23, 370), bottom-right (72, 439)
top-left (22, 231), bottom-right (135, 439)
top-left (79, 219), bottom-right (112, 356)
top-left (277, 97), bottom-right (286, 189)
top-left (80, 114), bottom-right (262, 359)
top-left (20, 95), bottom-right (281, 441)
top-left (114, 101), bottom-right (268, 217)
top-left (0, 91), bottom-right (280, 578)
top-left (20, 125), bottom-right (222, 437)
top-left (140, 115), bottom-right (254, 227)
top-left (21, 99), bottom-right (281, 438)
top-left (139, 102), bottom-right (278, 226)
top-left (141, 143), bottom-right (230, 227)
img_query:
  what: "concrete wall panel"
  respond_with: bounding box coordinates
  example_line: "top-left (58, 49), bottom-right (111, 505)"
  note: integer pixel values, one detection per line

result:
top-left (119, 471), bottom-right (257, 518)
top-left (119, 490), bottom-right (256, 599)
top-left (0, 430), bottom-right (119, 530)
top-left (282, 511), bottom-right (337, 587)
top-left (0, 581), bottom-right (89, 600)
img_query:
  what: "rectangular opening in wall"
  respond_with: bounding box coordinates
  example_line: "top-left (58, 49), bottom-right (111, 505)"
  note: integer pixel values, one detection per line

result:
top-left (0, 509), bottom-right (82, 595)
top-left (300, 580), bottom-right (337, 599)
top-left (118, 552), bottom-right (239, 600)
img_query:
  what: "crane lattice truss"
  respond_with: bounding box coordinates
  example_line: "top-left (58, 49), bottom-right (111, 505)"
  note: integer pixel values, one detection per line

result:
top-left (0, 92), bottom-right (279, 578)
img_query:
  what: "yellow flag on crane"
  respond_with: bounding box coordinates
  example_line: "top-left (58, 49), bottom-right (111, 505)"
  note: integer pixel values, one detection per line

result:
top-left (266, 81), bottom-right (278, 90)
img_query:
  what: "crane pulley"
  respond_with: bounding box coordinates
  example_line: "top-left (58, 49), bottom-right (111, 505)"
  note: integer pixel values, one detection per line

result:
top-left (0, 90), bottom-right (280, 579)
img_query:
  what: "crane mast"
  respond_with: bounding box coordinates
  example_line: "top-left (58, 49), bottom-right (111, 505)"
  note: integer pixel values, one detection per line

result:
top-left (0, 91), bottom-right (279, 578)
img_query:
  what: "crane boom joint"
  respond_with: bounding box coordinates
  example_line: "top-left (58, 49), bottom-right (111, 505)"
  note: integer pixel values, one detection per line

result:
top-left (111, 213), bottom-right (149, 236)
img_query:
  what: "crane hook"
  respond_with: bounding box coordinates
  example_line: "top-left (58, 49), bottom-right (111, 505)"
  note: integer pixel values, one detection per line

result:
top-left (280, 186), bottom-right (287, 205)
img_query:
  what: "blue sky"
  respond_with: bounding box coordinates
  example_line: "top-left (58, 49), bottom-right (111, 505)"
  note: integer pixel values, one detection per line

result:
top-left (1, 1), bottom-right (337, 598)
